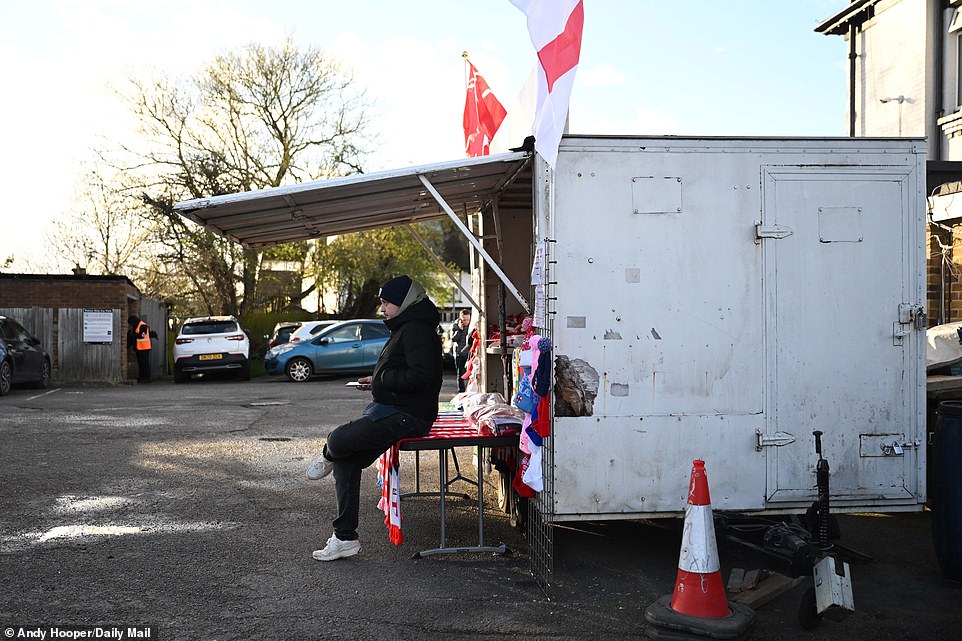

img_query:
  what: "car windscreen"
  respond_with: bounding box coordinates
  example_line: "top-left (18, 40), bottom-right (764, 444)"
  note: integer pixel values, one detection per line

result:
top-left (309, 322), bottom-right (335, 335)
top-left (181, 321), bottom-right (238, 335)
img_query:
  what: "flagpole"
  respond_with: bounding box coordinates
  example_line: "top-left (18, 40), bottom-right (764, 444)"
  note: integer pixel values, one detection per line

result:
top-left (462, 50), bottom-right (469, 88)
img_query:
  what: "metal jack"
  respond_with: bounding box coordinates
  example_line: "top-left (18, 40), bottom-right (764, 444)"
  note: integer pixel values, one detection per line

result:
top-left (799, 430), bottom-right (855, 629)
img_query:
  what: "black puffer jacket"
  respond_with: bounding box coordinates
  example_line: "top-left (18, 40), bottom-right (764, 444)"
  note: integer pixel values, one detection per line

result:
top-left (371, 297), bottom-right (443, 424)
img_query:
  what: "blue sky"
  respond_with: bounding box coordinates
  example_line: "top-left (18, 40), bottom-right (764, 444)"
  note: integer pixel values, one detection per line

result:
top-left (0, 0), bottom-right (848, 268)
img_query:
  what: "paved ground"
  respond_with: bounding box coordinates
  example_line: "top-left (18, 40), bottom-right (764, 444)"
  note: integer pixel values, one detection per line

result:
top-left (0, 372), bottom-right (960, 641)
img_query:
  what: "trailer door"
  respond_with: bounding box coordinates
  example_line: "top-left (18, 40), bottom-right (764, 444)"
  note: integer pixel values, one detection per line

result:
top-left (761, 167), bottom-right (922, 506)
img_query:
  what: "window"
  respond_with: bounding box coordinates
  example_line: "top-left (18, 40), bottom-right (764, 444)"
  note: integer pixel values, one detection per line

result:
top-left (951, 9), bottom-right (962, 106)
top-left (0, 320), bottom-right (18, 342)
top-left (182, 320), bottom-right (238, 335)
top-left (360, 324), bottom-right (389, 340)
top-left (325, 325), bottom-right (360, 343)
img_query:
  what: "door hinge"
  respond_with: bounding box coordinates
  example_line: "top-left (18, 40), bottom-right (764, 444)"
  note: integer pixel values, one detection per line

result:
top-left (754, 222), bottom-right (794, 244)
top-left (755, 430), bottom-right (797, 452)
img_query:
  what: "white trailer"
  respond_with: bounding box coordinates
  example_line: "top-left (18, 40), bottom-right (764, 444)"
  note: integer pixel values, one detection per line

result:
top-left (530, 136), bottom-right (926, 520)
top-left (174, 135), bottom-right (927, 523)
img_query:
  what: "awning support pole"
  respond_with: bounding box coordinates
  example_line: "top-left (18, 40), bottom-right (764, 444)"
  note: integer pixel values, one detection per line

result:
top-left (417, 173), bottom-right (530, 314)
top-left (405, 224), bottom-right (482, 314)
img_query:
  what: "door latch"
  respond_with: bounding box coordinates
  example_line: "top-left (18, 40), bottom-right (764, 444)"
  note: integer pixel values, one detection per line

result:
top-left (894, 304), bottom-right (926, 345)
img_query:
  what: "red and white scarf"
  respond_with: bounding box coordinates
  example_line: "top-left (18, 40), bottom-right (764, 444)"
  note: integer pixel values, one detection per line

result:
top-left (376, 445), bottom-right (403, 545)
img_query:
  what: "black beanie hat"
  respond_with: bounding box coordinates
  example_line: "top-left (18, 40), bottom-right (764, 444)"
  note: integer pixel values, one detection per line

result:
top-left (378, 275), bottom-right (413, 306)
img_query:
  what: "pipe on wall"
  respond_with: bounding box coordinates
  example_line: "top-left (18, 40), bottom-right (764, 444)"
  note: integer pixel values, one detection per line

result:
top-left (849, 22), bottom-right (858, 137)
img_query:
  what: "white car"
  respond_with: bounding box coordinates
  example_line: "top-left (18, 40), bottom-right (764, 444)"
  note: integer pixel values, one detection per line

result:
top-left (288, 320), bottom-right (336, 343)
top-left (173, 316), bottom-right (250, 383)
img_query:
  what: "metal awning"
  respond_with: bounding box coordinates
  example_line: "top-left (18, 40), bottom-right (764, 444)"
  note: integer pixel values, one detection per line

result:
top-left (173, 150), bottom-right (534, 312)
top-left (174, 151), bottom-right (532, 247)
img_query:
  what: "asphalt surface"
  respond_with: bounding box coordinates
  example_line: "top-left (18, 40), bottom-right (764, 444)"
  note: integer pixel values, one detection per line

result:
top-left (0, 372), bottom-right (960, 641)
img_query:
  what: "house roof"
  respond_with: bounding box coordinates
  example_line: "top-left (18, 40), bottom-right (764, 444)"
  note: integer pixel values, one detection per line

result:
top-left (815, 0), bottom-right (880, 36)
top-left (173, 151), bottom-right (533, 248)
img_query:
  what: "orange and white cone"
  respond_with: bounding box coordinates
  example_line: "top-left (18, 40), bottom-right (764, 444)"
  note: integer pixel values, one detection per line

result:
top-left (670, 459), bottom-right (729, 618)
top-left (644, 460), bottom-right (754, 640)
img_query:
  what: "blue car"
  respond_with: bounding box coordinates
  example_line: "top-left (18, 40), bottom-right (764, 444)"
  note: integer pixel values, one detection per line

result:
top-left (264, 319), bottom-right (390, 382)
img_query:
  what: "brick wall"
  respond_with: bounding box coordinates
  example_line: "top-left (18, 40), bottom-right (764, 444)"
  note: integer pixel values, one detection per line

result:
top-left (0, 278), bottom-right (131, 309)
top-left (856, 0), bottom-right (928, 139)
top-left (927, 221), bottom-right (962, 325)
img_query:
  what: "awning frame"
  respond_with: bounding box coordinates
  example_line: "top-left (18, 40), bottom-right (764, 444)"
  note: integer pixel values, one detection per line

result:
top-left (418, 173), bottom-right (530, 314)
top-left (173, 151), bottom-right (534, 314)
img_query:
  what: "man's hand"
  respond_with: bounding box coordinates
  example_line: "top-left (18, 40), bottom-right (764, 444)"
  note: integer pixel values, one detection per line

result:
top-left (356, 376), bottom-right (372, 391)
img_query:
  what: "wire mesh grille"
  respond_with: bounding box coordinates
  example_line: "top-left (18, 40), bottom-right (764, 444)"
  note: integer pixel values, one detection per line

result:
top-left (526, 233), bottom-right (555, 595)
top-left (527, 434), bottom-right (554, 594)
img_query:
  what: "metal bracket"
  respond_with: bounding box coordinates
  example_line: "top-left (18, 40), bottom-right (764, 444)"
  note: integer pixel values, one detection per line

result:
top-left (755, 222), bottom-right (794, 243)
top-left (755, 430), bottom-right (797, 452)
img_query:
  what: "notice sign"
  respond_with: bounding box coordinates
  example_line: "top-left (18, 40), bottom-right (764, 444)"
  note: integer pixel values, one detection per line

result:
top-left (83, 309), bottom-right (114, 344)
top-left (531, 242), bottom-right (546, 286)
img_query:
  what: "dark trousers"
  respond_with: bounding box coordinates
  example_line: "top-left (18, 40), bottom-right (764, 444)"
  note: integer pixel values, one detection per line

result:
top-left (324, 412), bottom-right (430, 541)
top-left (455, 355), bottom-right (469, 393)
top-left (135, 349), bottom-right (151, 383)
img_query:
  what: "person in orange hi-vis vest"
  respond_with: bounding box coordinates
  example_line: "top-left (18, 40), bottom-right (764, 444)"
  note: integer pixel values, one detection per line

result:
top-left (126, 315), bottom-right (152, 383)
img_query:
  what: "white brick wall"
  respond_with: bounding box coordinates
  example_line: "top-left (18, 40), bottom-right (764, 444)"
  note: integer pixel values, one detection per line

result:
top-left (853, 0), bottom-right (927, 137)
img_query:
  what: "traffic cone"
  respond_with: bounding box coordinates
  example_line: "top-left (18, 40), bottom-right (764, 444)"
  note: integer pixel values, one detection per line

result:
top-left (644, 460), bottom-right (754, 640)
top-left (671, 459), bottom-right (729, 618)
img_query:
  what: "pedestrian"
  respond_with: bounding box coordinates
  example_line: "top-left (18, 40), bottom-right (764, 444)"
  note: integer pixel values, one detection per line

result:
top-left (450, 308), bottom-right (473, 393)
top-left (306, 275), bottom-right (443, 561)
top-left (126, 315), bottom-right (152, 384)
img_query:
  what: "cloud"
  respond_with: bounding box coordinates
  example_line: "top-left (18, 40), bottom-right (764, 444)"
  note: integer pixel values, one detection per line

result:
top-left (579, 63), bottom-right (625, 87)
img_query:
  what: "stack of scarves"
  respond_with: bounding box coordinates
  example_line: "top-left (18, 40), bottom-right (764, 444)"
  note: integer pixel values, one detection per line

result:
top-left (511, 330), bottom-right (552, 496)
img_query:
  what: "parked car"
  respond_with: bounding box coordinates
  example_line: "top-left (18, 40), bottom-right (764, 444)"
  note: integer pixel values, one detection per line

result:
top-left (173, 316), bottom-right (250, 383)
top-left (0, 316), bottom-right (51, 396)
top-left (288, 320), bottom-right (337, 343)
top-left (267, 321), bottom-right (302, 349)
top-left (264, 319), bottom-right (389, 382)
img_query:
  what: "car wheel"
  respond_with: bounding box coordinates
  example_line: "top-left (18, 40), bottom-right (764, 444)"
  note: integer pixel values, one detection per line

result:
top-left (285, 357), bottom-right (314, 383)
top-left (239, 361), bottom-right (251, 381)
top-left (34, 359), bottom-right (50, 389)
top-left (0, 360), bottom-right (11, 396)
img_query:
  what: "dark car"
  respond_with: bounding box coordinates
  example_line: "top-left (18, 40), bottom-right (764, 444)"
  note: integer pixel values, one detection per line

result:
top-left (268, 322), bottom-right (302, 349)
top-left (0, 316), bottom-right (52, 396)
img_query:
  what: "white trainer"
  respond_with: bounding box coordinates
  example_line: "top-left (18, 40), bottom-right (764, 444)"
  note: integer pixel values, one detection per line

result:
top-left (312, 534), bottom-right (361, 561)
top-left (306, 452), bottom-right (334, 480)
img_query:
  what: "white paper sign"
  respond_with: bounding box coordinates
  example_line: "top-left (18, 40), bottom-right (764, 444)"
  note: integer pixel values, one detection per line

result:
top-left (83, 309), bottom-right (114, 343)
top-left (531, 242), bottom-right (546, 286)
top-left (534, 284), bottom-right (546, 330)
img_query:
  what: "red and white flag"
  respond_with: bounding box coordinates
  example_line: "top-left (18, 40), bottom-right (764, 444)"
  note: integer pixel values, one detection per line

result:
top-left (463, 59), bottom-right (507, 157)
top-left (510, 0), bottom-right (584, 168)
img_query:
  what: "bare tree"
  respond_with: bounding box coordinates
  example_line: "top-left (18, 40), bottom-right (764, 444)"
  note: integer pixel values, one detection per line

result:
top-left (45, 164), bottom-right (158, 276)
top-left (118, 36), bottom-right (372, 315)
